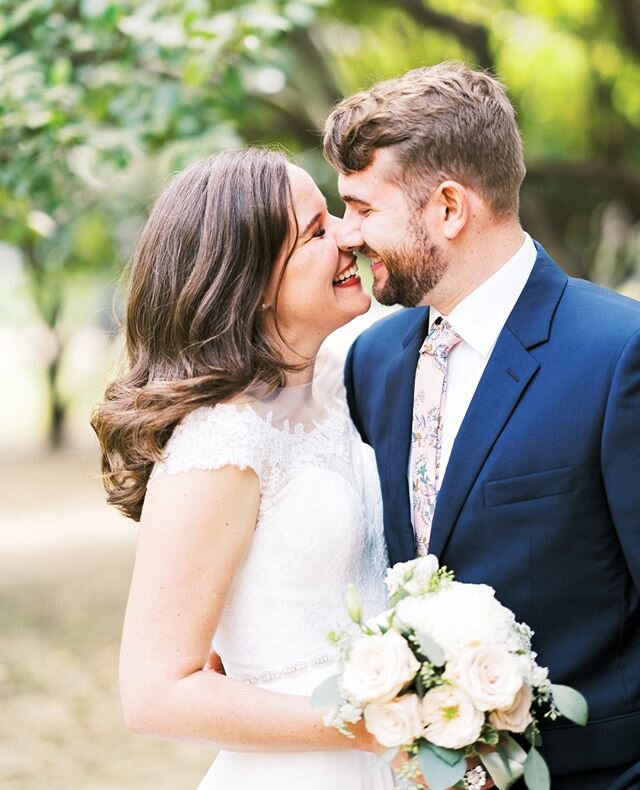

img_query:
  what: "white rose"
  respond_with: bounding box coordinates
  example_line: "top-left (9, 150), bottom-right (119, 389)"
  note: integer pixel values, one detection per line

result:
top-left (385, 555), bottom-right (439, 596)
top-left (395, 582), bottom-right (516, 661)
top-left (489, 684), bottom-right (533, 733)
top-left (450, 644), bottom-right (524, 711)
top-left (341, 629), bottom-right (420, 704)
top-left (364, 694), bottom-right (425, 748)
top-left (422, 685), bottom-right (485, 750)
top-left (364, 608), bottom-right (395, 634)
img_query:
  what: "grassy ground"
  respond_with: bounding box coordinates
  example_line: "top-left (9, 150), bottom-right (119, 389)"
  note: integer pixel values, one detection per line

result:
top-left (0, 452), bottom-right (213, 790)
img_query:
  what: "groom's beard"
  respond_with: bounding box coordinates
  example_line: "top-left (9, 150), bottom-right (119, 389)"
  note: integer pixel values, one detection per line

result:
top-left (368, 218), bottom-right (449, 307)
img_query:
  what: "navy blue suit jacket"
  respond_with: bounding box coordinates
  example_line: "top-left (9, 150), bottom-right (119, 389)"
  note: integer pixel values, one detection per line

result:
top-left (345, 244), bottom-right (640, 787)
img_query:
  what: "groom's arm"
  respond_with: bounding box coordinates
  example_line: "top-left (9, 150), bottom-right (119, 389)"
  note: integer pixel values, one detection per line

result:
top-left (601, 327), bottom-right (640, 592)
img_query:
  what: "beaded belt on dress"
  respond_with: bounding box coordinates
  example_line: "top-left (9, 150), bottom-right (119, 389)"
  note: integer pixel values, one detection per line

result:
top-left (242, 653), bottom-right (333, 685)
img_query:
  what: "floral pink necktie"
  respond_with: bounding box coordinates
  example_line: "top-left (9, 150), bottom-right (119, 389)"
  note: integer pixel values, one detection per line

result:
top-left (412, 318), bottom-right (462, 556)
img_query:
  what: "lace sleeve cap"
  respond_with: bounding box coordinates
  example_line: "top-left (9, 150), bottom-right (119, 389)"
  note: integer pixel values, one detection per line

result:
top-left (150, 404), bottom-right (266, 481)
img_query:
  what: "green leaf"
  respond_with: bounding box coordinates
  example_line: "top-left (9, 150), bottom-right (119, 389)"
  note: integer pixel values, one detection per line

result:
top-left (310, 675), bottom-right (343, 708)
top-left (524, 721), bottom-right (543, 747)
top-left (523, 747), bottom-right (551, 790)
top-left (481, 749), bottom-right (523, 790)
top-left (413, 632), bottom-right (446, 667)
top-left (500, 734), bottom-right (528, 764)
top-left (550, 684), bottom-right (588, 726)
top-left (418, 742), bottom-right (466, 790)
top-left (345, 582), bottom-right (362, 623)
top-left (429, 744), bottom-right (465, 766)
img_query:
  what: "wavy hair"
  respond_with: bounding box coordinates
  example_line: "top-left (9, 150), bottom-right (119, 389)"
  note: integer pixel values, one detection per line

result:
top-left (92, 148), bottom-right (300, 521)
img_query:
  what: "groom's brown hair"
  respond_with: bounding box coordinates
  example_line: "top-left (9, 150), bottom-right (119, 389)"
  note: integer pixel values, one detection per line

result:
top-left (323, 62), bottom-right (526, 217)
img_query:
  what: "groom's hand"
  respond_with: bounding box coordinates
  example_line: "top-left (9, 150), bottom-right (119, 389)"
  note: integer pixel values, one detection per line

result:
top-left (388, 751), bottom-right (495, 790)
top-left (464, 755), bottom-right (495, 789)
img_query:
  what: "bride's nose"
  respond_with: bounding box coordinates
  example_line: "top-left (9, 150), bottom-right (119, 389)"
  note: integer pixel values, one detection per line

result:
top-left (323, 213), bottom-right (345, 243)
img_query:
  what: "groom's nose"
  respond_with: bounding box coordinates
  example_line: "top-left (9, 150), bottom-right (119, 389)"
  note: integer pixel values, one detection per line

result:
top-left (336, 211), bottom-right (364, 253)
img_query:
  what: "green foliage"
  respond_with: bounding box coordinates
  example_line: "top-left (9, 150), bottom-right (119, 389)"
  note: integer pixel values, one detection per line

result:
top-left (523, 746), bottom-right (551, 790)
top-left (2, 0), bottom-right (640, 445)
top-left (549, 683), bottom-right (589, 726)
top-left (417, 740), bottom-right (466, 790)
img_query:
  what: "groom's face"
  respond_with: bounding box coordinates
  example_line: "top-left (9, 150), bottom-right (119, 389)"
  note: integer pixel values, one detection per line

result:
top-left (337, 148), bottom-right (449, 307)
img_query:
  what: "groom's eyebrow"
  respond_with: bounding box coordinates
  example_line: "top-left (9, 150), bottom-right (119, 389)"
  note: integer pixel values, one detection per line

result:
top-left (339, 193), bottom-right (371, 208)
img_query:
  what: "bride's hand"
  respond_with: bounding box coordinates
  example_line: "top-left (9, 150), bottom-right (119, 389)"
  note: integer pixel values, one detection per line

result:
top-left (204, 648), bottom-right (226, 674)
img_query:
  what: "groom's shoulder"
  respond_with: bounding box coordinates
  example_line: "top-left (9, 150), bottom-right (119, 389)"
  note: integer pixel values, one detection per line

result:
top-left (351, 306), bottom-right (428, 358)
top-left (564, 274), bottom-right (640, 333)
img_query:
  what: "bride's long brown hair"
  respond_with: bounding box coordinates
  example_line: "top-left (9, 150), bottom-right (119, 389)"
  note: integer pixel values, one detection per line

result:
top-left (92, 148), bottom-right (301, 521)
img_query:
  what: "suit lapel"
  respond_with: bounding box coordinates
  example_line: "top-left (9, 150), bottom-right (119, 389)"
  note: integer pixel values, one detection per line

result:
top-left (428, 247), bottom-right (568, 559)
top-left (383, 308), bottom-right (430, 557)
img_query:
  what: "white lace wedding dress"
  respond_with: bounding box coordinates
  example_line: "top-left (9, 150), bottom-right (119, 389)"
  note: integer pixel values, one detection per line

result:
top-left (151, 357), bottom-right (394, 789)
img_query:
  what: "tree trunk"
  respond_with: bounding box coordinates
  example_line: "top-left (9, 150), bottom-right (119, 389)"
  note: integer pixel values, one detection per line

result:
top-left (46, 334), bottom-right (66, 450)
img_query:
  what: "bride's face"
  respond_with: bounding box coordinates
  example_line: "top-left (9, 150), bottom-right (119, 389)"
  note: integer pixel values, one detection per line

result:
top-left (263, 165), bottom-right (371, 346)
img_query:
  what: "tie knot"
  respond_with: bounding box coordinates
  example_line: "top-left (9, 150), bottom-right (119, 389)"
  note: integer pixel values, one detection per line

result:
top-left (420, 319), bottom-right (462, 358)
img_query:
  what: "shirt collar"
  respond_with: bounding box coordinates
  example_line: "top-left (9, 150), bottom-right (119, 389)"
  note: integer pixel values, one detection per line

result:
top-left (429, 233), bottom-right (537, 359)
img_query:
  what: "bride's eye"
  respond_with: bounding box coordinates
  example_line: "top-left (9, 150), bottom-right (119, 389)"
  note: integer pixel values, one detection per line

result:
top-left (312, 227), bottom-right (326, 239)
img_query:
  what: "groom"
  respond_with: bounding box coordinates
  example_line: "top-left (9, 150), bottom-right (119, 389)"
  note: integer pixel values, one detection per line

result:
top-left (324, 63), bottom-right (640, 789)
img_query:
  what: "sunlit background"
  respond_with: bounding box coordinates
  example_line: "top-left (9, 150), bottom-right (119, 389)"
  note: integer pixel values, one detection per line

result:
top-left (2, 1), bottom-right (639, 787)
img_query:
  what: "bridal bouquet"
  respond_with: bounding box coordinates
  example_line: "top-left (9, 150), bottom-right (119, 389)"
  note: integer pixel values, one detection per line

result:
top-left (312, 555), bottom-right (587, 790)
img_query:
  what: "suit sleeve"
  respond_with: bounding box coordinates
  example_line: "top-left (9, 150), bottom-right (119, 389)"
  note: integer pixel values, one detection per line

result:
top-left (344, 337), bottom-right (369, 444)
top-left (601, 327), bottom-right (640, 593)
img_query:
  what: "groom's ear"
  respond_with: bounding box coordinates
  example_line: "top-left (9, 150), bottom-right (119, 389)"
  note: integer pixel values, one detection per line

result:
top-left (432, 180), bottom-right (469, 240)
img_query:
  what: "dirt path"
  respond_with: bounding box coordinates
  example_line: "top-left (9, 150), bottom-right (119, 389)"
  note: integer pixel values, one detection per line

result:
top-left (0, 452), bottom-right (212, 789)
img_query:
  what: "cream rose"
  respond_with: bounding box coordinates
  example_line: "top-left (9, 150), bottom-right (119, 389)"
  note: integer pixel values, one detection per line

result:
top-left (450, 644), bottom-right (524, 712)
top-left (341, 630), bottom-right (420, 704)
top-left (394, 582), bottom-right (516, 661)
top-left (422, 685), bottom-right (484, 749)
top-left (385, 555), bottom-right (440, 597)
top-left (489, 684), bottom-right (533, 733)
top-left (364, 694), bottom-right (424, 748)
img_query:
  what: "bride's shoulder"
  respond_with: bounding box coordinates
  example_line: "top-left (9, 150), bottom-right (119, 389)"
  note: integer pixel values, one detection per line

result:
top-left (151, 401), bottom-right (269, 482)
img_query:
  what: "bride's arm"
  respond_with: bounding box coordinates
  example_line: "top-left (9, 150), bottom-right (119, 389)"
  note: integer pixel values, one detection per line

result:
top-left (119, 465), bottom-right (378, 753)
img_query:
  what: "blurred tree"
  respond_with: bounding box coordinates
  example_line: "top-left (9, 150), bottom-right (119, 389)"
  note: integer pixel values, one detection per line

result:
top-left (0, 0), bottom-right (327, 447)
top-left (2, 0), bottom-right (640, 446)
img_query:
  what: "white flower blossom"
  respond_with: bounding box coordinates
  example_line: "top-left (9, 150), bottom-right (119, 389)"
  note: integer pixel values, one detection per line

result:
top-left (395, 582), bottom-right (516, 661)
top-left (341, 629), bottom-right (420, 704)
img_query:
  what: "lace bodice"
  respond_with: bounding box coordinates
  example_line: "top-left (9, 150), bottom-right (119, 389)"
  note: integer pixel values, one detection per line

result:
top-left (150, 366), bottom-right (389, 686)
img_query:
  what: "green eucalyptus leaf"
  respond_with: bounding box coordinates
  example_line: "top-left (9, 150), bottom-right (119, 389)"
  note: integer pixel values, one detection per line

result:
top-left (480, 749), bottom-right (522, 790)
top-left (310, 674), bottom-right (343, 708)
top-left (428, 744), bottom-right (465, 766)
top-left (550, 684), bottom-right (588, 726)
top-left (500, 734), bottom-right (528, 764)
top-left (413, 632), bottom-right (445, 667)
top-left (523, 747), bottom-right (550, 790)
top-left (418, 742), bottom-right (466, 790)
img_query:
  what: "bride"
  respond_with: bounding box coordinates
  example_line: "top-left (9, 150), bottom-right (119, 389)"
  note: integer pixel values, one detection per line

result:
top-left (92, 148), bottom-right (395, 789)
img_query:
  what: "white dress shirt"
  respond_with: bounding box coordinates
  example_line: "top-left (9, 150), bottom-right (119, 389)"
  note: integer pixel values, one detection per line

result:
top-left (409, 233), bottom-right (537, 521)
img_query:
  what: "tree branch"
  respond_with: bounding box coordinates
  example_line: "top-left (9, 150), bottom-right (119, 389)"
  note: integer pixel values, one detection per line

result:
top-left (392, 0), bottom-right (495, 71)
top-left (610, 0), bottom-right (640, 59)
top-left (525, 160), bottom-right (640, 205)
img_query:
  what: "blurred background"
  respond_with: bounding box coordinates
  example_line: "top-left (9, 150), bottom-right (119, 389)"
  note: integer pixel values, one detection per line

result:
top-left (1, 0), bottom-right (639, 787)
